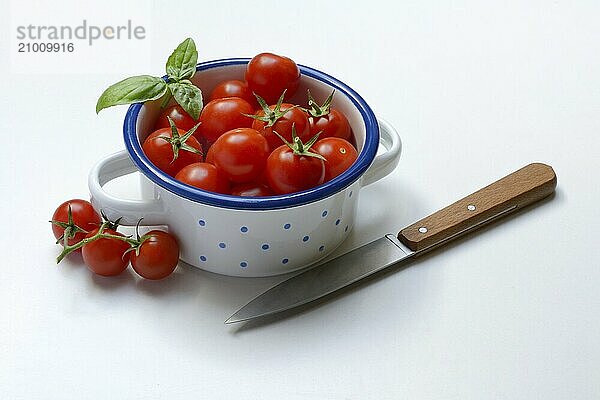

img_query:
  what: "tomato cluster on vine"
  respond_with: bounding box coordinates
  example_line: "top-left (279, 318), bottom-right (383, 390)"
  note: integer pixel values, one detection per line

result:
top-left (51, 199), bottom-right (179, 280)
top-left (144, 52), bottom-right (359, 196)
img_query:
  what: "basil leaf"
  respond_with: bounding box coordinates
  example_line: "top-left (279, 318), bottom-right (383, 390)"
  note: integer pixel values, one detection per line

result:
top-left (165, 38), bottom-right (198, 82)
top-left (168, 81), bottom-right (203, 120)
top-left (96, 75), bottom-right (167, 113)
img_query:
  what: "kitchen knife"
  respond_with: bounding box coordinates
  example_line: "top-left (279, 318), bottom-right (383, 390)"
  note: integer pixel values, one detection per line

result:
top-left (225, 163), bottom-right (557, 324)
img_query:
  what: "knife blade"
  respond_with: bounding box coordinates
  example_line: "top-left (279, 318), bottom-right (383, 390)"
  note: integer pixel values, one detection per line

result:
top-left (225, 162), bottom-right (557, 324)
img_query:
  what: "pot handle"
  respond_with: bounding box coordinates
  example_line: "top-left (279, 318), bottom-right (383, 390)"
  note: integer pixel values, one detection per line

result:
top-left (360, 118), bottom-right (402, 187)
top-left (88, 150), bottom-right (166, 226)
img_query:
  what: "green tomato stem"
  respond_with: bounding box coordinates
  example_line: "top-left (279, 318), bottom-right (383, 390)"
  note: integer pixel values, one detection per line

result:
top-left (56, 223), bottom-right (140, 264)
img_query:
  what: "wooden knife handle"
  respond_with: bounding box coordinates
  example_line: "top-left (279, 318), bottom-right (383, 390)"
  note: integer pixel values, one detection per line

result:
top-left (398, 163), bottom-right (557, 252)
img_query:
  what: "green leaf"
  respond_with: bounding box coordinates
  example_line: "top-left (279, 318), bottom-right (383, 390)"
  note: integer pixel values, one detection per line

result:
top-left (96, 75), bottom-right (167, 113)
top-left (168, 81), bottom-right (203, 120)
top-left (165, 38), bottom-right (198, 81)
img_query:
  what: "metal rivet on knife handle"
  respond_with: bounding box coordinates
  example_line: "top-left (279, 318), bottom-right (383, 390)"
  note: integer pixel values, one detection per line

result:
top-left (397, 163), bottom-right (557, 253)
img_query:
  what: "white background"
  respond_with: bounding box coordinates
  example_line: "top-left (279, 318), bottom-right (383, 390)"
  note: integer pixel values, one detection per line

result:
top-left (1, 0), bottom-right (599, 399)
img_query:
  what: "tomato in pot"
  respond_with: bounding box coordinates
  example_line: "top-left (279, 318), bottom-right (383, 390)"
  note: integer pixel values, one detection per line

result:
top-left (249, 92), bottom-right (310, 151)
top-left (175, 162), bottom-right (230, 194)
top-left (313, 137), bottom-right (358, 182)
top-left (142, 119), bottom-right (203, 177)
top-left (209, 79), bottom-right (256, 106)
top-left (265, 126), bottom-right (325, 194)
top-left (154, 104), bottom-right (198, 132)
top-left (308, 109), bottom-right (352, 141)
top-left (304, 90), bottom-right (352, 141)
top-left (196, 97), bottom-right (254, 145)
top-left (209, 128), bottom-right (270, 184)
top-left (230, 182), bottom-right (273, 197)
top-left (245, 53), bottom-right (300, 104)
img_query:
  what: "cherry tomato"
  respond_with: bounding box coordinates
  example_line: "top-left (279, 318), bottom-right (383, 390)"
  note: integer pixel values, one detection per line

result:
top-left (245, 53), bottom-right (300, 104)
top-left (51, 199), bottom-right (101, 251)
top-left (313, 137), bottom-right (358, 182)
top-left (196, 97), bottom-right (254, 145)
top-left (142, 127), bottom-right (203, 177)
top-left (130, 230), bottom-right (179, 280)
top-left (265, 145), bottom-right (325, 194)
top-left (305, 90), bottom-right (352, 141)
top-left (175, 162), bottom-right (230, 194)
top-left (210, 128), bottom-right (270, 183)
top-left (308, 109), bottom-right (352, 141)
top-left (252, 104), bottom-right (310, 151)
top-left (209, 80), bottom-right (256, 106)
top-left (82, 228), bottom-right (130, 276)
top-left (154, 104), bottom-right (197, 131)
top-left (230, 182), bottom-right (273, 197)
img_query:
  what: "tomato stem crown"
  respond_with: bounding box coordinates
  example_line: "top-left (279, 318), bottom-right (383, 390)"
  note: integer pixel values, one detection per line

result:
top-left (273, 124), bottom-right (326, 161)
top-left (156, 116), bottom-right (203, 163)
top-left (123, 219), bottom-right (152, 258)
top-left (100, 210), bottom-right (123, 231)
top-left (50, 204), bottom-right (90, 247)
top-left (244, 90), bottom-right (299, 128)
top-left (306, 89), bottom-right (334, 118)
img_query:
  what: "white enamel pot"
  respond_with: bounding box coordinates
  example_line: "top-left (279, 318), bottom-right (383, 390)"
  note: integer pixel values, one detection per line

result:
top-left (89, 59), bottom-right (402, 277)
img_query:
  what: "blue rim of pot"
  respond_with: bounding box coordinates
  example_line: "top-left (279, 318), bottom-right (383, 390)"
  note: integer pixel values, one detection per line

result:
top-left (123, 58), bottom-right (379, 210)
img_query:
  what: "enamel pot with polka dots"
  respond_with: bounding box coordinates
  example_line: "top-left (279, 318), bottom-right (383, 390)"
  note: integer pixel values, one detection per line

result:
top-left (89, 59), bottom-right (402, 277)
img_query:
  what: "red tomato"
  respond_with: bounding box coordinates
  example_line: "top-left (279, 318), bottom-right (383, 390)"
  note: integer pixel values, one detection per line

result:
top-left (230, 182), bottom-right (273, 197)
top-left (308, 109), bottom-right (352, 141)
top-left (209, 80), bottom-right (255, 106)
top-left (210, 128), bottom-right (270, 183)
top-left (305, 90), bottom-right (352, 140)
top-left (154, 104), bottom-right (197, 131)
top-left (196, 97), bottom-right (254, 145)
top-left (265, 145), bottom-right (325, 194)
top-left (51, 199), bottom-right (101, 251)
top-left (131, 230), bottom-right (179, 280)
top-left (245, 53), bottom-right (300, 104)
top-left (252, 103), bottom-right (310, 151)
top-left (142, 127), bottom-right (203, 177)
top-left (82, 228), bottom-right (130, 276)
top-left (313, 137), bottom-right (358, 182)
top-left (175, 162), bottom-right (230, 194)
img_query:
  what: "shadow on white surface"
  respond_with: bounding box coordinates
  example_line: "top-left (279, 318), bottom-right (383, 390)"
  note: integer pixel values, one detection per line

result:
top-left (225, 187), bottom-right (560, 333)
top-left (91, 268), bottom-right (136, 291)
top-left (226, 256), bottom-right (422, 334)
